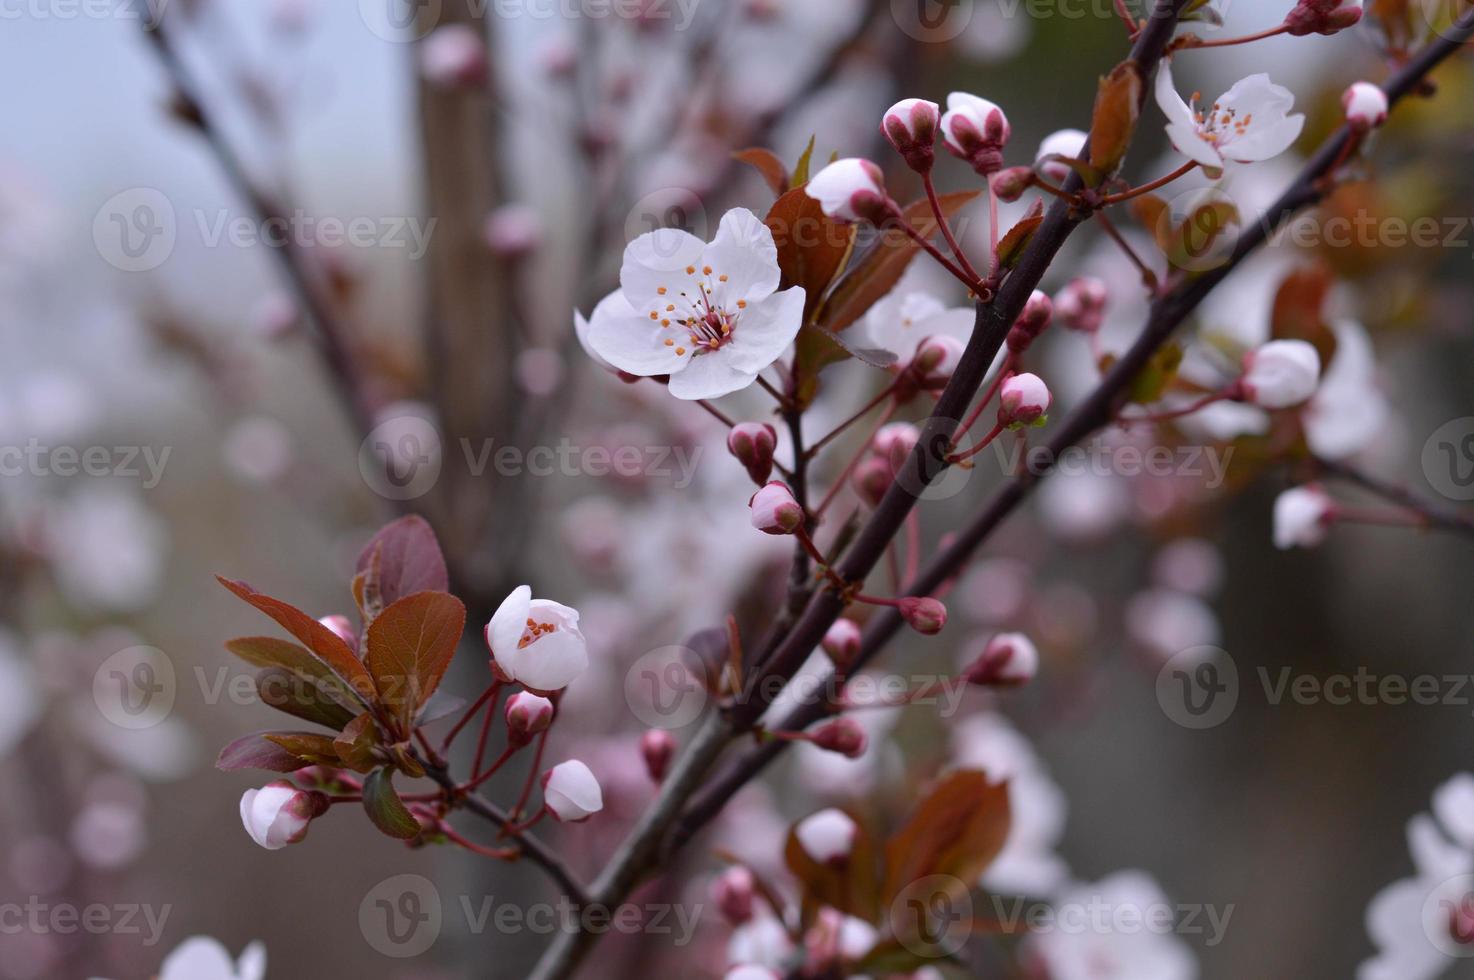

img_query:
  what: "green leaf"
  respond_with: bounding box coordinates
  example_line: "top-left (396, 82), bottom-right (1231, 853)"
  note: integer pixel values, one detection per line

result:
top-left (363, 591), bottom-right (467, 735)
top-left (791, 135), bottom-right (817, 187)
top-left (217, 577), bottom-right (376, 702)
top-left (363, 768), bottom-right (422, 840)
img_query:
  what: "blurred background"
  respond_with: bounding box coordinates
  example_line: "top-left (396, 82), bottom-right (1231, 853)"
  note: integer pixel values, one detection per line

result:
top-left (2, 0), bottom-right (1474, 977)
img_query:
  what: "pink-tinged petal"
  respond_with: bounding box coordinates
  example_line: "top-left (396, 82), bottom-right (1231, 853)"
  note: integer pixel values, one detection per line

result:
top-left (727, 286), bottom-right (806, 374)
top-left (1165, 122), bottom-right (1224, 170)
top-left (585, 295), bottom-right (686, 377)
top-left (702, 207), bottom-right (781, 306)
top-left (619, 227), bottom-right (707, 310)
top-left (665, 352), bottom-right (757, 400)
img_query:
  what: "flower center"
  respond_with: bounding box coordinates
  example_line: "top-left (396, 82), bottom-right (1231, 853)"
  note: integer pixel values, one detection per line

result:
top-left (519, 617), bottom-right (557, 649)
top-left (645, 264), bottom-right (749, 357)
top-left (1193, 96), bottom-right (1253, 145)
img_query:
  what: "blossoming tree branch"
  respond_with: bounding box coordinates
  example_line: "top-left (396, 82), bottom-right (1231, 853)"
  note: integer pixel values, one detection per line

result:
top-left (186, 0), bottom-right (1474, 977)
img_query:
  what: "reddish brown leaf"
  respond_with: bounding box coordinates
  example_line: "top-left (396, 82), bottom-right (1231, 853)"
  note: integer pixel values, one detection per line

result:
top-left (334, 712), bottom-right (382, 773)
top-left (1089, 61), bottom-right (1143, 174)
top-left (995, 201), bottom-right (1045, 271)
top-left (261, 731), bottom-right (344, 767)
top-left (765, 186), bottom-right (856, 324)
top-left (363, 591), bottom-right (467, 735)
top-left (354, 516), bottom-right (450, 612)
top-left (225, 636), bottom-right (366, 714)
top-left (1270, 263), bottom-right (1339, 366)
top-left (363, 767), bottom-right (421, 840)
top-left (785, 814), bottom-right (881, 925)
top-left (256, 667), bottom-right (358, 732)
top-left (882, 770), bottom-right (1011, 908)
top-left (217, 731), bottom-right (317, 772)
top-left (217, 577), bottom-right (375, 701)
top-left (734, 147), bottom-right (790, 197)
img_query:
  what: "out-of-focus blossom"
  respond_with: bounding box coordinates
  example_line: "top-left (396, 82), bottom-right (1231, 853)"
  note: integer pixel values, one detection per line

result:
top-left (1151, 538), bottom-right (1225, 597)
top-left (794, 808), bottom-right (857, 863)
top-left (1036, 128), bottom-right (1088, 184)
top-left (486, 585), bottom-right (588, 692)
top-left (1055, 277), bottom-right (1108, 333)
top-left (1303, 321), bottom-right (1387, 460)
top-left (727, 912), bottom-right (795, 971)
top-left (1240, 339), bottom-right (1321, 408)
top-left (484, 203), bottom-right (542, 257)
top-left (0, 631), bottom-right (40, 756)
top-left (585, 208), bottom-right (805, 400)
top-left (713, 866), bottom-right (757, 925)
top-left (109, 936), bottom-right (267, 980)
top-left (543, 760), bottom-right (604, 821)
top-left (1126, 588), bottom-right (1221, 660)
top-left (70, 800), bottom-right (146, 870)
top-left (1022, 872), bottom-right (1198, 980)
top-left (420, 24), bottom-right (489, 90)
top-left (1273, 485), bottom-right (1335, 550)
top-left (46, 487), bottom-right (167, 614)
top-left (964, 632), bottom-right (1039, 687)
top-left (639, 728), bottom-right (676, 782)
top-left (222, 416), bottom-right (294, 485)
top-left (1155, 64), bottom-right (1304, 173)
top-left (1285, 0), bottom-right (1363, 35)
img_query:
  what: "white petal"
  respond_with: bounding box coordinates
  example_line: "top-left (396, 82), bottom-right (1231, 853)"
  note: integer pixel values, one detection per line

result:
top-left (1224, 113), bottom-right (1304, 163)
top-left (703, 207), bottom-right (781, 306)
top-left (237, 942), bottom-right (268, 980)
top-left (666, 352), bottom-right (758, 400)
top-left (1165, 122), bottom-right (1225, 170)
top-left (727, 286), bottom-right (806, 374)
top-left (507, 628), bottom-right (588, 692)
top-left (586, 296), bottom-right (686, 377)
top-left (488, 585), bottom-right (532, 666)
top-left (1154, 62), bottom-right (1197, 131)
top-left (159, 938), bottom-right (238, 980)
top-left (574, 291), bottom-right (621, 371)
top-left (619, 228), bottom-right (707, 311)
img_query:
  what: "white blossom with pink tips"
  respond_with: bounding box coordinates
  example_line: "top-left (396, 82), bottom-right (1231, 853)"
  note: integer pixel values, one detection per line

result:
top-left (486, 585), bottom-right (588, 692)
top-left (1155, 62), bottom-right (1304, 174)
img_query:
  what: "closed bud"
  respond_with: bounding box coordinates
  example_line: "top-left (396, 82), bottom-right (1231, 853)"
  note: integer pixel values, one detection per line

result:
top-left (505, 692), bottom-right (555, 746)
top-left (712, 866), bottom-right (756, 925)
top-left (964, 632), bottom-right (1039, 686)
top-left (913, 335), bottom-right (965, 386)
top-left (239, 782), bottom-right (329, 850)
top-left (542, 760), bottom-right (604, 822)
top-left (728, 422), bottom-right (778, 485)
top-left (1007, 291), bottom-right (1053, 353)
top-left (992, 165), bottom-right (1036, 203)
top-left (805, 159), bottom-right (891, 224)
top-left (821, 618), bottom-right (863, 669)
top-left (749, 482), bottom-right (804, 535)
top-left (941, 92), bottom-right (1011, 176)
top-left (851, 457), bottom-right (893, 508)
top-left (882, 98), bottom-right (941, 174)
top-left (1342, 81), bottom-right (1388, 132)
top-left (872, 422), bottom-right (920, 473)
top-left (1035, 128), bottom-right (1088, 184)
top-left (811, 717), bottom-right (868, 758)
top-left (1238, 339), bottom-right (1321, 409)
top-left (1273, 484), bottom-right (1335, 549)
top-left (1285, 0), bottom-right (1361, 35)
top-left (794, 808), bottom-right (858, 864)
top-left (998, 373), bottom-right (1052, 428)
top-left (419, 24), bottom-right (489, 90)
top-left (639, 728), bottom-right (676, 784)
top-left (1055, 277), bottom-right (1108, 333)
top-left (899, 596), bottom-right (947, 635)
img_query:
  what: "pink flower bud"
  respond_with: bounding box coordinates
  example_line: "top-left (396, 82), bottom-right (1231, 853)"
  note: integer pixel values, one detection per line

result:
top-left (881, 98), bottom-right (941, 174)
top-left (483, 204), bottom-right (542, 258)
top-left (805, 159), bottom-right (891, 224)
top-left (239, 781), bottom-right (329, 850)
top-left (712, 866), bottom-right (756, 925)
top-left (419, 24), bottom-right (489, 90)
top-left (725, 967), bottom-right (779, 980)
top-left (941, 92), bottom-right (1010, 176)
top-left (899, 596), bottom-right (947, 635)
top-left (1035, 128), bottom-right (1088, 184)
top-left (913, 335), bottom-right (965, 385)
top-left (1273, 484), bottom-right (1335, 549)
top-left (318, 614), bottom-right (357, 652)
top-left (639, 729), bottom-right (676, 784)
top-left (821, 618), bottom-right (863, 669)
top-left (1285, 0), bottom-right (1362, 35)
top-left (992, 165), bottom-right (1036, 203)
top-left (998, 373), bottom-right (1052, 428)
top-left (1007, 290), bottom-right (1053, 353)
top-left (750, 482), bottom-right (804, 535)
top-left (1239, 340), bottom-right (1321, 409)
top-left (872, 422), bottom-right (920, 473)
top-left (964, 632), bottom-right (1039, 686)
top-left (794, 808), bottom-right (857, 864)
top-left (1055, 277), bottom-right (1108, 333)
top-left (728, 422), bottom-right (778, 485)
top-left (851, 457), bottom-right (892, 508)
top-left (505, 692), bottom-right (555, 746)
top-left (1342, 81), bottom-right (1388, 132)
top-left (542, 760), bottom-right (604, 822)
top-left (811, 717), bottom-right (868, 759)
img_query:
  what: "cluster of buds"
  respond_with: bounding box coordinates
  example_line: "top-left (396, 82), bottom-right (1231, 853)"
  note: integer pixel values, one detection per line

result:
top-left (941, 92), bottom-right (1011, 177)
top-left (805, 159), bottom-right (893, 224)
top-left (1055, 277), bottom-right (1108, 334)
top-left (1006, 289), bottom-right (1054, 355)
top-left (1284, 0), bottom-right (1363, 36)
top-left (1234, 339), bottom-right (1322, 409)
top-left (728, 422), bottom-right (778, 485)
top-left (964, 632), bottom-right (1040, 687)
top-left (998, 373), bottom-right (1053, 429)
top-left (749, 481), bottom-right (805, 535)
top-left (881, 98), bottom-right (941, 174)
top-left (1343, 82), bottom-right (1389, 132)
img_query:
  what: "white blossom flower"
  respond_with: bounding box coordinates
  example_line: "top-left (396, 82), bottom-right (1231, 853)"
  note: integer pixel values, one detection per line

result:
top-left (486, 585), bottom-right (589, 692)
top-left (1273, 485), bottom-right (1335, 549)
top-left (727, 912), bottom-right (795, 971)
top-left (856, 291), bottom-right (976, 365)
top-left (795, 808), bottom-right (857, 863)
top-left (1023, 872), bottom-right (1198, 980)
top-left (807, 158), bottom-right (888, 222)
top-left (1304, 320), bottom-right (1388, 460)
top-left (1241, 339), bottom-right (1321, 408)
top-left (1155, 63), bottom-right (1304, 173)
top-left (125, 936), bottom-right (267, 980)
top-left (542, 760), bottom-right (604, 821)
top-left (584, 208), bottom-right (806, 400)
top-left (239, 782), bottom-right (326, 850)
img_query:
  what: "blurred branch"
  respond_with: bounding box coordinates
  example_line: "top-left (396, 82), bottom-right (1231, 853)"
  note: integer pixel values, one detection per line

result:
top-left (139, 19), bottom-right (378, 440)
top-left (673, 4), bottom-right (1474, 845)
top-left (1316, 456), bottom-right (1474, 539)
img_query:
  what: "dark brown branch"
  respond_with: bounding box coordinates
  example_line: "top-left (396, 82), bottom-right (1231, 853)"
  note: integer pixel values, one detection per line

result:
top-left (1316, 456), bottom-right (1474, 539)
